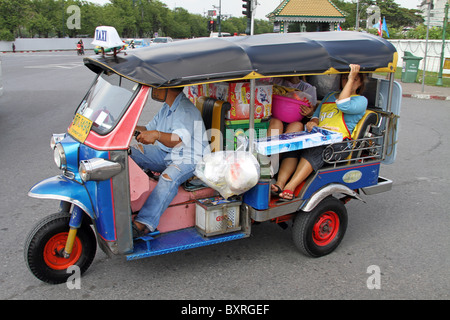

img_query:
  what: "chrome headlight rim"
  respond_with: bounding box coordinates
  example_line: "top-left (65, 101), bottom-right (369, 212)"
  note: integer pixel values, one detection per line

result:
top-left (53, 143), bottom-right (67, 170)
top-left (50, 133), bottom-right (66, 150)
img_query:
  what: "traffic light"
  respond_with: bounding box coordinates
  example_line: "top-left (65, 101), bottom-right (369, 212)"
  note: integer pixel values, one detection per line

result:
top-left (242, 0), bottom-right (252, 19)
top-left (207, 20), bottom-right (216, 32)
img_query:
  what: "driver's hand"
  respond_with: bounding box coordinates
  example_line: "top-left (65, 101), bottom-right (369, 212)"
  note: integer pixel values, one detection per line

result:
top-left (136, 130), bottom-right (158, 145)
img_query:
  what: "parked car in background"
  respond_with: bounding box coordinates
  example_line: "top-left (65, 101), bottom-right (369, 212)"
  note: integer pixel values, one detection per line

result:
top-left (125, 39), bottom-right (150, 49)
top-left (152, 37), bottom-right (173, 44)
top-left (132, 39), bottom-right (150, 48)
top-left (210, 32), bottom-right (232, 37)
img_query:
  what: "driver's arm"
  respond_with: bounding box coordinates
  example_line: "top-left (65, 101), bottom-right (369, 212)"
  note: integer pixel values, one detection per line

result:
top-left (136, 130), bottom-right (182, 148)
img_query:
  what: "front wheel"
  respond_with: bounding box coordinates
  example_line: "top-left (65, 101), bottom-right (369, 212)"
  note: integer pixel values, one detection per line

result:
top-left (24, 211), bottom-right (97, 284)
top-left (292, 196), bottom-right (348, 257)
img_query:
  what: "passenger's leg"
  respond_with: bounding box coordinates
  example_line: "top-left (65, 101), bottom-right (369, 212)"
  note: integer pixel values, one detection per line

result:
top-left (280, 158), bottom-right (313, 199)
top-left (280, 146), bottom-right (325, 200)
top-left (272, 156), bottom-right (298, 193)
top-left (267, 118), bottom-right (284, 136)
top-left (285, 121), bottom-right (304, 133)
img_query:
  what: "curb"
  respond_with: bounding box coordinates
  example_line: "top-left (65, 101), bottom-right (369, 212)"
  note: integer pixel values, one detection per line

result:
top-left (1, 49), bottom-right (92, 54)
top-left (402, 93), bottom-right (450, 100)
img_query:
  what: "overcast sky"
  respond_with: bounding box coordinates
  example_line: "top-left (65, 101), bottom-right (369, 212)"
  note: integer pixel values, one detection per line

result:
top-left (89, 0), bottom-right (422, 20)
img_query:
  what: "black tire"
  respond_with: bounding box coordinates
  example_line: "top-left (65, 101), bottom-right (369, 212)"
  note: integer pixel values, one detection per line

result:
top-left (24, 211), bottom-right (97, 284)
top-left (292, 196), bottom-right (348, 257)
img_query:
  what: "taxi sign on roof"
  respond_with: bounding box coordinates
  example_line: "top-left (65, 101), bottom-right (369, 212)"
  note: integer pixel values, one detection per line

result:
top-left (91, 26), bottom-right (123, 49)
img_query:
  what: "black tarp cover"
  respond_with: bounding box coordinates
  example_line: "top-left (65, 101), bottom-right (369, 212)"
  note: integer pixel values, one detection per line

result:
top-left (84, 31), bottom-right (397, 88)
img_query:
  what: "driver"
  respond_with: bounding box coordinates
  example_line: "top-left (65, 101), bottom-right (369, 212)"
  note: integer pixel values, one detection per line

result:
top-left (130, 87), bottom-right (209, 237)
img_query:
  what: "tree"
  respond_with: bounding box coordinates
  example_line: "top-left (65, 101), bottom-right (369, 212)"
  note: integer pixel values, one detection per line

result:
top-left (332, 0), bottom-right (422, 31)
top-left (0, 0), bottom-right (29, 39)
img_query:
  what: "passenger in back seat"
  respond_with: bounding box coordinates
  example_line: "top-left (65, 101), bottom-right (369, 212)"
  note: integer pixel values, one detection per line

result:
top-left (267, 76), bottom-right (317, 137)
top-left (130, 87), bottom-right (209, 237)
top-left (272, 64), bottom-right (367, 201)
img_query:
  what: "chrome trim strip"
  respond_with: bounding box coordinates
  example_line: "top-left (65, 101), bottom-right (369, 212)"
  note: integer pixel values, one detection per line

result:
top-left (27, 191), bottom-right (94, 218)
top-left (301, 184), bottom-right (364, 212)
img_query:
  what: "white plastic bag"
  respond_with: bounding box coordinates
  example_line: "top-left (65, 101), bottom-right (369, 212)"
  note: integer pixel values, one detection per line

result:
top-left (195, 151), bottom-right (260, 199)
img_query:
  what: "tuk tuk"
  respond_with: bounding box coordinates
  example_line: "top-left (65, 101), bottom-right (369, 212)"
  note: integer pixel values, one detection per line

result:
top-left (24, 29), bottom-right (401, 284)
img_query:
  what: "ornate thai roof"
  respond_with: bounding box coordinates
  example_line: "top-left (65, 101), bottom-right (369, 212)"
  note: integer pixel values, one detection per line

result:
top-left (267, 0), bottom-right (346, 23)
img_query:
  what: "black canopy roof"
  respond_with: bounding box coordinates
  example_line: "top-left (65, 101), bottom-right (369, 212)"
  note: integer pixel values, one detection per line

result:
top-left (84, 31), bottom-right (397, 88)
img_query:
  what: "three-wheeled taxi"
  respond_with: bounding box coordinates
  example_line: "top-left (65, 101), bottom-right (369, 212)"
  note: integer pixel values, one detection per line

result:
top-left (24, 29), bottom-right (401, 284)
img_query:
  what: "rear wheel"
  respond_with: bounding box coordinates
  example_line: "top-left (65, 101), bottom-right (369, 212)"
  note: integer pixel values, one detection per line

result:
top-left (24, 211), bottom-right (97, 284)
top-left (292, 196), bottom-right (348, 257)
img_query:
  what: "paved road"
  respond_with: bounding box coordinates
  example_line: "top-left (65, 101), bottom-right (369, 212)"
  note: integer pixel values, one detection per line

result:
top-left (0, 52), bottom-right (449, 301)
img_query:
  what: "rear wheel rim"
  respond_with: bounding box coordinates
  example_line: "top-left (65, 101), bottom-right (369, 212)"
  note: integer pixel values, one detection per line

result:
top-left (43, 232), bottom-right (82, 270)
top-left (312, 211), bottom-right (340, 246)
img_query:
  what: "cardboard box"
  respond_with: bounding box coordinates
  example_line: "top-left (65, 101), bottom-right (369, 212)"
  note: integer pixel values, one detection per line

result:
top-left (187, 84), bottom-right (210, 106)
top-left (190, 81), bottom-right (273, 121)
top-left (209, 82), bottom-right (229, 101)
top-left (227, 82), bottom-right (272, 120)
top-left (224, 119), bottom-right (269, 151)
top-left (254, 127), bottom-right (344, 156)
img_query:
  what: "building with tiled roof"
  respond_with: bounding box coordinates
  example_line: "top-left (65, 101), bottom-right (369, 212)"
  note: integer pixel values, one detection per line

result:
top-left (267, 0), bottom-right (346, 33)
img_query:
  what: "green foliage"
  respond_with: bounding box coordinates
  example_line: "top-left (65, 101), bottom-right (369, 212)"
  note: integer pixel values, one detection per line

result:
top-left (0, 29), bottom-right (15, 41)
top-left (332, 0), bottom-right (427, 38)
top-left (333, 0), bottom-right (423, 31)
top-left (0, 0), bottom-right (444, 40)
top-left (406, 24), bottom-right (450, 39)
top-left (0, 0), bottom-right (272, 40)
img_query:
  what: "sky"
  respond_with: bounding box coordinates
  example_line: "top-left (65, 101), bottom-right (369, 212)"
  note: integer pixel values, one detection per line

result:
top-left (90, 0), bottom-right (423, 20)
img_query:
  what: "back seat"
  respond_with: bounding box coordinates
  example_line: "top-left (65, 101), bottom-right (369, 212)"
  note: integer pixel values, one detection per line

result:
top-left (129, 157), bottom-right (217, 233)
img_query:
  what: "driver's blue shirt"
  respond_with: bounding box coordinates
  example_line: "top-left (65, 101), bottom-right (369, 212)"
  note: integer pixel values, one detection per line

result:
top-left (145, 92), bottom-right (209, 163)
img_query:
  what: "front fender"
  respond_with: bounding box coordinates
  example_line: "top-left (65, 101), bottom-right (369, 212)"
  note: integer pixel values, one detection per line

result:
top-left (28, 175), bottom-right (95, 219)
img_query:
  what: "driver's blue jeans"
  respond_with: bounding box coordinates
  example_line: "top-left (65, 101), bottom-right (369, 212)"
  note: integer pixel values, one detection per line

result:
top-left (130, 145), bottom-right (196, 232)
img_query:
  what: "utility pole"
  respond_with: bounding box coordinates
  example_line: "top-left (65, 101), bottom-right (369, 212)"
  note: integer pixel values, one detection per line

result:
top-left (436, 0), bottom-right (449, 86)
top-left (356, 0), bottom-right (360, 30)
top-left (218, 0), bottom-right (222, 37)
top-left (242, 0), bottom-right (256, 35)
top-left (421, 0), bottom-right (432, 93)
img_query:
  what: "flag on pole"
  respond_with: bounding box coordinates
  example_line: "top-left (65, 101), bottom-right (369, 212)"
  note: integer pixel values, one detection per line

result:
top-left (377, 17), bottom-right (382, 36)
top-left (382, 16), bottom-right (390, 38)
top-left (373, 18), bottom-right (382, 37)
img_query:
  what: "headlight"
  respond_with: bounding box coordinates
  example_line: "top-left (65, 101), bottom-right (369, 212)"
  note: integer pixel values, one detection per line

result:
top-left (53, 143), bottom-right (66, 169)
top-left (79, 158), bottom-right (122, 182)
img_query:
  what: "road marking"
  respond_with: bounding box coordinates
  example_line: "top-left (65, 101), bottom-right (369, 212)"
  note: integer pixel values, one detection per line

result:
top-left (24, 62), bottom-right (83, 69)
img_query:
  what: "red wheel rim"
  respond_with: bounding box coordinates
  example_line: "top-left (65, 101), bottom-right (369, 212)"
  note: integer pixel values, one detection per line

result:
top-left (43, 232), bottom-right (82, 270)
top-left (312, 211), bottom-right (340, 246)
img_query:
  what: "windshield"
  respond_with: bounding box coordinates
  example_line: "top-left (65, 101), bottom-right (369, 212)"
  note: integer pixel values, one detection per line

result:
top-left (153, 38), bottom-right (168, 43)
top-left (76, 72), bottom-right (140, 135)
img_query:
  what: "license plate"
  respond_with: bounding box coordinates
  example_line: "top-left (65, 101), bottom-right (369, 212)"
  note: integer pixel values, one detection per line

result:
top-left (68, 113), bottom-right (93, 143)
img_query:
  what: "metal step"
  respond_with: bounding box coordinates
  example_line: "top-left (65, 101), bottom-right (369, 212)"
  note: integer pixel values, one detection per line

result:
top-left (126, 227), bottom-right (248, 261)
